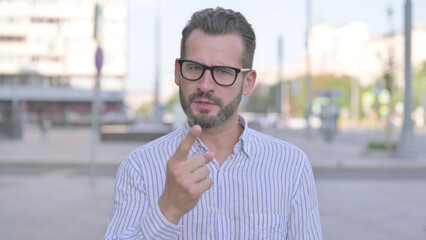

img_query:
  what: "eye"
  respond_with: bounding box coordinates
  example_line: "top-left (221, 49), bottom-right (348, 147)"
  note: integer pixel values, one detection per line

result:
top-left (215, 67), bottom-right (234, 76)
top-left (186, 63), bottom-right (202, 71)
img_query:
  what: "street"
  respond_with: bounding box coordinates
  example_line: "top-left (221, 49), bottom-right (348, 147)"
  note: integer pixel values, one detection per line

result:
top-left (1, 165), bottom-right (426, 240)
top-left (316, 170), bottom-right (426, 240)
top-left (1, 125), bottom-right (426, 239)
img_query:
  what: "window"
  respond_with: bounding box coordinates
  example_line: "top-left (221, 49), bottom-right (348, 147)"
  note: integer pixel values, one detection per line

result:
top-left (31, 17), bottom-right (60, 24)
top-left (31, 55), bottom-right (60, 62)
top-left (0, 35), bottom-right (25, 42)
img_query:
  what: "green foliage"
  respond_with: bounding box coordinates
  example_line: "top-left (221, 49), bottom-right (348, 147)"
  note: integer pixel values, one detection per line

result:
top-left (164, 61), bottom-right (426, 118)
top-left (136, 103), bottom-right (152, 115)
top-left (292, 74), bottom-right (352, 116)
top-left (244, 83), bottom-right (278, 113)
top-left (414, 61), bottom-right (426, 107)
top-left (312, 75), bottom-right (352, 108)
top-left (244, 74), bottom-right (353, 116)
top-left (290, 79), bottom-right (306, 117)
top-left (358, 84), bottom-right (373, 118)
top-left (367, 139), bottom-right (397, 150)
top-left (166, 92), bottom-right (180, 112)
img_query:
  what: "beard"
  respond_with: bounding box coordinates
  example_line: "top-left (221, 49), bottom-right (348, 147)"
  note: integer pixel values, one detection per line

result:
top-left (179, 85), bottom-right (243, 129)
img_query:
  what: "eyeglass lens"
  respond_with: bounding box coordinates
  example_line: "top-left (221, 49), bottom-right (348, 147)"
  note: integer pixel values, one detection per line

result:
top-left (181, 61), bottom-right (236, 86)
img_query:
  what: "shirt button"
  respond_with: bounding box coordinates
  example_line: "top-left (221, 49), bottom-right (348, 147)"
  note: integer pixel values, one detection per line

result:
top-left (220, 209), bottom-right (225, 215)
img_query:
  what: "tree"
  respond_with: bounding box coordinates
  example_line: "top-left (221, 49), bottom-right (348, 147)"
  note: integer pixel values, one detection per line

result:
top-left (244, 83), bottom-right (277, 113)
top-left (414, 61), bottom-right (426, 108)
top-left (312, 74), bottom-right (352, 109)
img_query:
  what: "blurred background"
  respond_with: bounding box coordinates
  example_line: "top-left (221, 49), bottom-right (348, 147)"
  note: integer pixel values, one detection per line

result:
top-left (0, 0), bottom-right (425, 239)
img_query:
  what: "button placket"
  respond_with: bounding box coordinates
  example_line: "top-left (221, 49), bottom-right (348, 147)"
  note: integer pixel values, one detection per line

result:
top-left (216, 164), bottom-right (227, 239)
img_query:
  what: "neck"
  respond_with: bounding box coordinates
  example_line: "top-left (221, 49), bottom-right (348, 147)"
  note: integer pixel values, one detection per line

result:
top-left (199, 114), bottom-right (243, 165)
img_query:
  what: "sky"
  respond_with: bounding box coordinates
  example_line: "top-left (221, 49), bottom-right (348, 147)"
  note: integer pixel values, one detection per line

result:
top-left (125, 0), bottom-right (426, 96)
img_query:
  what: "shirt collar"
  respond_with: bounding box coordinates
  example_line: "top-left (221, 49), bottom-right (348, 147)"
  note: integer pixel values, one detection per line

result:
top-left (238, 116), bottom-right (254, 160)
top-left (182, 116), bottom-right (253, 160)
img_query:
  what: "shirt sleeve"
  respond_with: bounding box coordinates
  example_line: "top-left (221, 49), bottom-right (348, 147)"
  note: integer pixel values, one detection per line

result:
top-left (104, 157), bottom-right (183, 240)
top-left (286, 157), bottom-right (323, 240)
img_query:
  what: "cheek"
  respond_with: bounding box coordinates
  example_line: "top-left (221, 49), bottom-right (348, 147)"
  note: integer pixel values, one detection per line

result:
top-left (222, 88), bottom-right (240, 102)
top-left (179, 84), bottom-right (195, 101)
top-left (181, 80), bottom-right (202, 95)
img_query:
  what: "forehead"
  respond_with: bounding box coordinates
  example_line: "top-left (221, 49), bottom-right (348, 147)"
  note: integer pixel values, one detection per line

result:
top-left (184, 29), bottom-right (244, 66)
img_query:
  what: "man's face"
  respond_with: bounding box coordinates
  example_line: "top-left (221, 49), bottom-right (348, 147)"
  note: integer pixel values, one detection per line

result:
top-left (175, 29), bottom-right (255, 129)
top-left (178, 77), bottom-right (243, 129)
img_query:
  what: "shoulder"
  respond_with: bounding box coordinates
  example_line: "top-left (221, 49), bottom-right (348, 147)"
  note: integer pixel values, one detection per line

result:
top-left (247, 128), bottom-right (308, 159)
top-left (245, 128), bottom-right (311, 173)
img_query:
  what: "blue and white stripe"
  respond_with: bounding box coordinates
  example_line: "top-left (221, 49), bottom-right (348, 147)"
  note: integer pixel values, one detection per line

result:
top-left (104, 117), bottom-right (323, 239)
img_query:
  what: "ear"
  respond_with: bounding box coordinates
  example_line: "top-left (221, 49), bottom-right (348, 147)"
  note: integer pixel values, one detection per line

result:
top-left (242, 70), bottom-right (256, 96)
top-left (174, 59), bottom-right (180, 86)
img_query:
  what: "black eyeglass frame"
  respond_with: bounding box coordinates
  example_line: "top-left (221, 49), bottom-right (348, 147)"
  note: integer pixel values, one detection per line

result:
top-left (178, 59), bottom-right (251, 87)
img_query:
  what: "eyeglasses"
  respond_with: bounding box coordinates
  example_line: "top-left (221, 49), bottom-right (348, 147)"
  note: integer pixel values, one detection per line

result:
top-left (178, 59), bottom-right (251, 87)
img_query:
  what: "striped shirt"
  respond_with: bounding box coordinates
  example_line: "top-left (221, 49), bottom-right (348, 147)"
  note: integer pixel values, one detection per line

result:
top-left (104, 117), bottom-right (323, 239)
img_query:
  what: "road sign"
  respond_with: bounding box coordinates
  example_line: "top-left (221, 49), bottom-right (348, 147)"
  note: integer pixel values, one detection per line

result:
top-left (316, 90), bottom-right (341, 98)
top-left (95, 46), bottom-right (103, 73)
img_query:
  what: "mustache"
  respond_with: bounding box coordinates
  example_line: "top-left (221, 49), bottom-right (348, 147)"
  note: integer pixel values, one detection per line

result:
top-left (188, 92), bottom-right (223, 108)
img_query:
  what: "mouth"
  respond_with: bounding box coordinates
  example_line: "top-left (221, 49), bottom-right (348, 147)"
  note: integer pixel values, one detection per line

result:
top-left (195, 98), bottom-right (216, 105)
top-left (193, 98), bottom-right (218, 110)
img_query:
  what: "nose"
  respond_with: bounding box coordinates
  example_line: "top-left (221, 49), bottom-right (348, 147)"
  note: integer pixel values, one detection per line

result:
top-left (197, 69), bottom-right (216, 93)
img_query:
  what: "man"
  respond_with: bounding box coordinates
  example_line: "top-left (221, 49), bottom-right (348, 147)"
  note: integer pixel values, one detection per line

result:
top-left (105, 7), bottom-right (322, 239)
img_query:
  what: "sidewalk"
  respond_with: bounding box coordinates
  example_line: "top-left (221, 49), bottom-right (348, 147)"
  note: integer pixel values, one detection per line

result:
top-left (1, 124), bottom-right (426, 240)
top-left (0, 124), bottom-right (141, 166)
top-left (1, 124), bottom-right (425, 171)
top-left (262, 127), bottom-right (426, 171)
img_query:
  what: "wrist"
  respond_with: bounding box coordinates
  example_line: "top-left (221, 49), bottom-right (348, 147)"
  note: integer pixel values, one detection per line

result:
top-left (158, 196), bottom-right (182, 225)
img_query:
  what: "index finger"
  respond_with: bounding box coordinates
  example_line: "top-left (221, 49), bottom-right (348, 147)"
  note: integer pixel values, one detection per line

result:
top-left (173, 125), bottom-right (202, 161)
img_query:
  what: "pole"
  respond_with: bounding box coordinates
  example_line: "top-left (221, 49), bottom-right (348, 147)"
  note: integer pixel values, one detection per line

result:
top-left (278, 36), bottom-right (290, 118)
top-left (153, 5), bottom-right (161, 122)
top-left (90, 68), bottom-right (101, 180)
top-left (385, 4), bottom-right (395, 150)
top-left (154, 16), bottom-right (161, 121)
top-left (396, 0), bottom-right (416, 159)
top-left (276, 36), bottom-right (283, 114)
top-left (91, 3), bottom-right (103, 182)
top-left (305, 0), bottom-right (312, 138)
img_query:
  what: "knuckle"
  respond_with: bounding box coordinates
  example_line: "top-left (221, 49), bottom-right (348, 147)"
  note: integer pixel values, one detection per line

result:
top-left (172, 168), bottom-right (185, 180)
top-left (178, 177), bottom-right (190, 187)
top-left (198, 166), bottom-right (210, 177)
top-left (187, 188), bottom-right (200, 199)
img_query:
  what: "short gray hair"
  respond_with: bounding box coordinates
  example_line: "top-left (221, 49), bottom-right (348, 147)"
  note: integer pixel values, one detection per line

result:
top-left (180, 7), bottom-right (256, 68)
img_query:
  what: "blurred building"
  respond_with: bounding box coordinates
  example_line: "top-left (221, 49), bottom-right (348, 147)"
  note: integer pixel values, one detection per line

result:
top-left (285, 22), bottom-right (426, 87)
top-left (0, 0), bottom-right (127, 138)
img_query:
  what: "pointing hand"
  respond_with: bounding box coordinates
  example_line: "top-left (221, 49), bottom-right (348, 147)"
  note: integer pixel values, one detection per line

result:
top-left (158, 125), bottom-right (214, 224)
